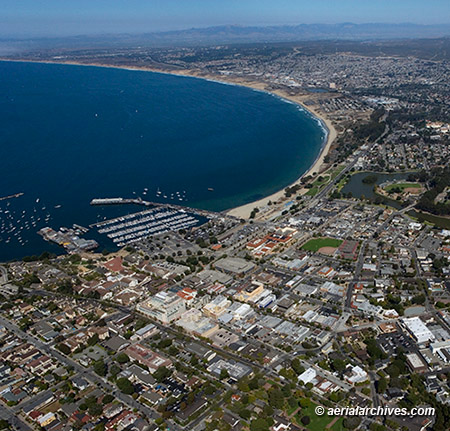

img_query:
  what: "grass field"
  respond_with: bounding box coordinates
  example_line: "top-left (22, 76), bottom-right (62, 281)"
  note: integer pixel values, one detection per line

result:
top-left (301, 237), bottom-right (343, 252)
top-left (306, 175), bottom-right (330, 197)
top-left (384, 182), bottom-right (421, 192)
top-left (330, 165), bottom-right (345, 180)
top-left (295, 403), bottom-right (345, 431)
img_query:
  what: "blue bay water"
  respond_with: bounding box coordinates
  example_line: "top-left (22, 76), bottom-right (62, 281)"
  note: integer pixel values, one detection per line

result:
top-left (0, 61), bottom-right (325, 261)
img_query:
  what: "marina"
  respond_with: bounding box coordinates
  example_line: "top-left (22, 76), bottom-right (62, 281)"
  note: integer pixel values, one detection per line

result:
top-left (92, 207), bottom-right (205, 247)
top-left (0, 61), bottom-right (325, 261)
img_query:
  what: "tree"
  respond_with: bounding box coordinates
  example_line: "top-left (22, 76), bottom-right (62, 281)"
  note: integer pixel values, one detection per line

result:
top-left (109, 364), bottom-right (120, 378)
top-left (87, 333), bottom-right (99, 346)
top-left (291, 358), bottom-right (304, 375)
top-left (331, 358), bottom-right (346, 373)
top-left (288, 397), bottom-right (297, 408)
top-left (93, 360), bottom-right (107, 377)
top-left (377, 375), bottom-right (387, 394)
top-left (263, 404), bottom-right (274, 417)
top-left (299, 398), bottom-right (311, 408)
top-left (102, 394), bottom-right (114, 404)
top-left (88, 403), bottom-right (103, 416)
top-left (116, 377), bottom-right (134, 395)
top-left (250, 418), bottom-right (270, 431)
top-left (239, 408), bottom-right (251, 420)
top-left (301, 416), bottom-right (311, 425)
top-left (268, 388), bottom-right (284, 409)
top-left (204, 384), bottom-right (215, 396)
top-left (412, 294), bottom-right (425, 305)
top-left (362, 174), bottom-right (378, 184)
top-left (158, 338), bottom-right (172, 349)
top-left (220, 368), bottom-right (229, 380)
top-left (153, 366), bottom-right (172, 383)
top-left (249, 377), bottom-right (260, 390)
top-left (343, 417), bottom-right (362, 429)
top-left (116, 353), bottom-right (130, 364)
top-left (281, 384), bottom-right (292, 398)
top-left (57, 343), bottom-right (71, 355)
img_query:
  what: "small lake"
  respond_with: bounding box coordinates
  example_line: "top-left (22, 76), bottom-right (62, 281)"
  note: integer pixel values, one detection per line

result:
top-left (341, 172), bottom-right (414, 209)
top-left (341, 171), bottom-right (450, 228)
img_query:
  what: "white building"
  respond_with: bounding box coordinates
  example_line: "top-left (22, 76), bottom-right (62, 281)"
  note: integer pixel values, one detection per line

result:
top-left (403, 317), bottom-right (435, 344)
top-left (298, 367), bottom-right (317, 385)
top-left (137, 291), bottom-right (186, 324)
top-left (344, 365), bottom-right (368, 385)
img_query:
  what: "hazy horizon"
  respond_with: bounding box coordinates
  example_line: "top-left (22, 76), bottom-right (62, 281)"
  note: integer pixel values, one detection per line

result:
top-left (2, 0), bottom-right (450, 38)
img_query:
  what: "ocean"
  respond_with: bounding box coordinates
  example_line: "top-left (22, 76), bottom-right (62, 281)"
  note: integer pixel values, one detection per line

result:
top-left (0, 60), bottom-right (326, 261)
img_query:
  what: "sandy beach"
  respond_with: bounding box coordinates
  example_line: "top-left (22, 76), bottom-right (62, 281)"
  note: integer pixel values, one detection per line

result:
top-left (192, 74), bottom-right (338, 219)
top-left (1, 59), bottom-right (337, 219)
top-left (223, 83), bottom-right (337, 218)
top-left (111, 66), bottom-right (337, 219)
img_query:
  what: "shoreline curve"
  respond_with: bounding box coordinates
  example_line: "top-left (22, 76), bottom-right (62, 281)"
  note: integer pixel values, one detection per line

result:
top-left (0, 58), bottom-right (337, 219)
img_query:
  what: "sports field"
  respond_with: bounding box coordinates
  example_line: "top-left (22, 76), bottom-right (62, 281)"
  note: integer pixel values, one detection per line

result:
top-left (301, 238), bottom-right (343, 252)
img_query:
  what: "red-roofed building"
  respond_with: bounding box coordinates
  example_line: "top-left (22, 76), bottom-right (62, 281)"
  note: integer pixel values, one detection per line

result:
top-left (125, 344), bottom-right (172, 373)
top-left (338, 240), bottom-right (359, 260)
top-left (70, 412), bottom-right (91, 425)
top-left (29, 411), bottom-right (42, 420)
top-left (103, 257), bottom-right (124, 273)
top-left (176, 287), bottom-right (197, 306)
top-left (105, 410), bottom-right (132, 431)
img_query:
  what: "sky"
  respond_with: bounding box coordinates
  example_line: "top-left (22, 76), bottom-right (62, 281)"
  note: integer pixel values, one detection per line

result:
top-left (1, 0), bottom-right (449, 37)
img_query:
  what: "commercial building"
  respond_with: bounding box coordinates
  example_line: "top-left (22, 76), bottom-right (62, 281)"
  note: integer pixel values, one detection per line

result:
top-left (177, 309), bottom-right (219, 338)
top-left (298, 368), bottom-right (317, 384)
top-left (125, 344), bottom-right (171, 373)
top-left (131, 323), bottom-right (159, 341)
top-left (406, 352), bottom-right (428, 373)
top-left (203, 295), bottom-right (231, 319)
top-left (215, 257), bottom-right (255, 275)
top-left (234, 281), bottom-right (265, 303)
top-left (403, 317), bottom-right (436, 344)
top-left (207, 358), bottom-right (252, 380)
top-left (137, 291), bottom-right (186, 324)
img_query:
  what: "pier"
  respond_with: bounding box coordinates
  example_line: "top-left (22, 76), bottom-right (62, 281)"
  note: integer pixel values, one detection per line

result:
top-left (90, 197), bottom-right (220, 218)
top-left (0, 192), bottom-right (24, 202)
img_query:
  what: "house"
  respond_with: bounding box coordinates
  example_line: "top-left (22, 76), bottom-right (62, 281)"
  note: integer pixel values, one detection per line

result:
top-left (72, 377), bottom-right (89, 391)
top-left (344, 365), bottom-right (368, 385)
top-left (272, 416), bottom-right (291, 431)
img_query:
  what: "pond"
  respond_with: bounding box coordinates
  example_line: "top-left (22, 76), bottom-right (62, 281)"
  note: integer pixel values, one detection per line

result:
top-left (341, 171), bottom-right (414, 209)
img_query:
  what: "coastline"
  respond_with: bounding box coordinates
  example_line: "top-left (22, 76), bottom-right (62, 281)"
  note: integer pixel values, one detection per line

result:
top-left (0, 58), bottom-right (337, 219)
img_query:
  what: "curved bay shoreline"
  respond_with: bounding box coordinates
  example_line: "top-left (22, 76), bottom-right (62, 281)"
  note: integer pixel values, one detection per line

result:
top-left (1, 59), bottom-right (337, 219)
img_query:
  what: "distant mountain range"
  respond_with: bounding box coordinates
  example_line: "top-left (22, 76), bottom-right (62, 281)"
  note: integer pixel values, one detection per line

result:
top-left (1, 23), bottom-right (450, 53)
top-left (145, 23), bottom-right (450, 45)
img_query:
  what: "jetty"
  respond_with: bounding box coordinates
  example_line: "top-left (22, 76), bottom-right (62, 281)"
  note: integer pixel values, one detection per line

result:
top-left (0, 192), bottom-right (24, 202)
top-left (90, 197), bottom-right (220, 218)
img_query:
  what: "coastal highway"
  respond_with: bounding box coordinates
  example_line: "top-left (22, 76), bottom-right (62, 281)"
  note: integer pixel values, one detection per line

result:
top-left (312, 119), bottom-right (389, 205)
